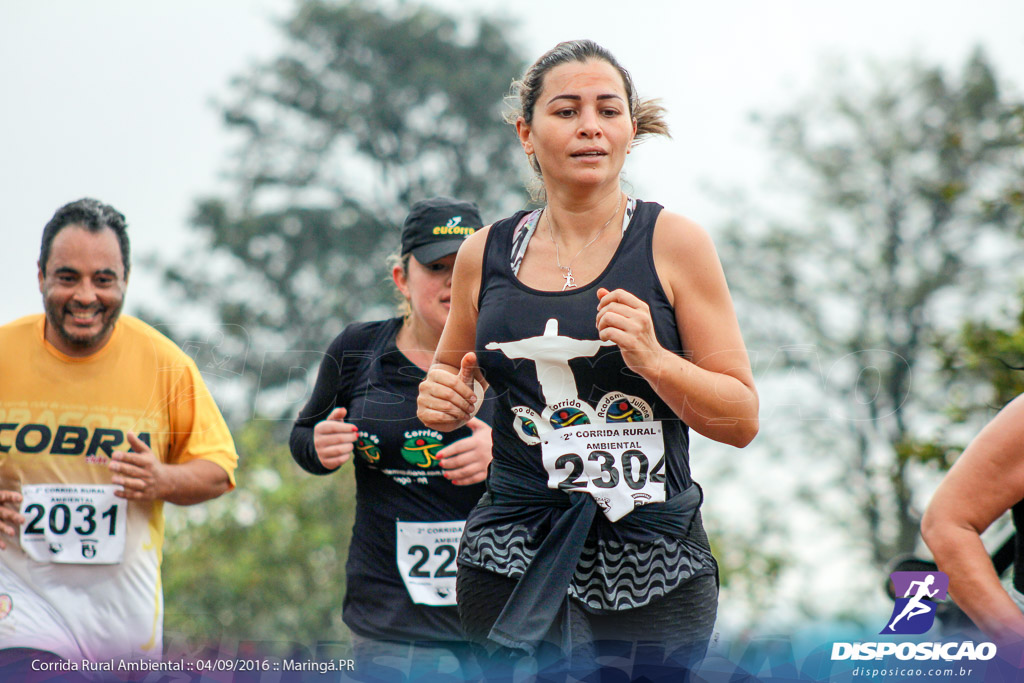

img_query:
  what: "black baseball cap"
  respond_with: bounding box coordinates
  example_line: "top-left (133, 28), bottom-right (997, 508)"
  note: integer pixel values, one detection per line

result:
top-left (400, 196), bottom-right (483, 264)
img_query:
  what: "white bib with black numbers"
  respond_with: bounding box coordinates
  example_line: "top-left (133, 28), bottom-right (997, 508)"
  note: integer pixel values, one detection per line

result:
top-left (395, 520), bottom-right (465, 606)
top-left (541, 422), bottom-right (667, 522)
top-left (19, 484), bottom-right (127, 564)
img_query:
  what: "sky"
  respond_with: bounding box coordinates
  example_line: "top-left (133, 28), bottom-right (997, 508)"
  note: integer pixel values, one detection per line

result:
top-left (3, 0), bottom-right (1023, 327)
top-left (2, 0), bottom-right (1024, 637)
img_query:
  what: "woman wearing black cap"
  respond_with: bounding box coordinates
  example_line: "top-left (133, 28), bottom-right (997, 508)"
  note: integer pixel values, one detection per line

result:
top-left (417, 41), bottom-right (758, 676)
top-left (290, 197), bottom-right (491, 679)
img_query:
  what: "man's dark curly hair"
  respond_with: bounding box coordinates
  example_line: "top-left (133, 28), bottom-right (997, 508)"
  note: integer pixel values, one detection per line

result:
top-left (39, 198), bottom-right (130, 276)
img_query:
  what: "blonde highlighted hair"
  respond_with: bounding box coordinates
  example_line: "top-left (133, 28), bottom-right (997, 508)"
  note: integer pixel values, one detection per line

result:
top-left (386, 251), bottom-right (412, 317)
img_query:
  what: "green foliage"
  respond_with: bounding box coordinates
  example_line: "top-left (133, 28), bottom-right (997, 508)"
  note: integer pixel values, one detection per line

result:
top-left (893, 437), bottom-right (961, 470)
top-left (151, 0), bottom-right (527, 413)
top-left (937, 299), bottom-right (1024, 423)
top-left (710, 516), bottom-right (789, 626)
top-left (162, 420), bottom-right (356, 650)
top-left (998, 103), bottom-right (1024, 219)
top-left (719, 49), bottom-right (1024, 567)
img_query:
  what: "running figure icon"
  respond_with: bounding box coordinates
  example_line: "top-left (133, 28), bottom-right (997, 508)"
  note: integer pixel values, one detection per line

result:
top-left (887, 574), bottom-right (939, 632)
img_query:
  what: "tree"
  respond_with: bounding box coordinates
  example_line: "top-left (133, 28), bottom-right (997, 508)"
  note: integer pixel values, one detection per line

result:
top-left (152, 0), bottom-right (527, 417)
top-left (162, 420), bottom-right (357, 653)
top-left (939, 296), bottom-right (1024, 425)
top-left (716, 49), bottom-right (1024, 574)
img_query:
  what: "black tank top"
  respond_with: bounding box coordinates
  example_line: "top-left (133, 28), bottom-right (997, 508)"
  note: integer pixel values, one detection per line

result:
top-left (475, 199), bottom-right (692, 496)
top-left (460, 199), bottom-right (715, 624)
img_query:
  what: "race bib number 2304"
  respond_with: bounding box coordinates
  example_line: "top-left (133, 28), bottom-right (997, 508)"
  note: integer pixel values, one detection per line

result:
top-left (542, 422), bottom-right (666, 522)
top-left (19, 484), bottom-right (126, 564)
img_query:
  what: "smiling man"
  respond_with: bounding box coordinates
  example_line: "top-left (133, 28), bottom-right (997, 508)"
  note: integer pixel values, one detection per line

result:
top-left (0, 198), bottom-right (238, 672)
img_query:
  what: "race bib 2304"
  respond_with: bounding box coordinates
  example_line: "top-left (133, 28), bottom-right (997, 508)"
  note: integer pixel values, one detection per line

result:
top-left (541, 422), bottom-right (666, 522)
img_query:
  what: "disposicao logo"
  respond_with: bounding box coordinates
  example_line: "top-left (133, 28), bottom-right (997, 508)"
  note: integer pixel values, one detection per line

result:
top-left (830, 570), bottom-right (997, 663)
top-left (882, 570), bottom-right (948, 635)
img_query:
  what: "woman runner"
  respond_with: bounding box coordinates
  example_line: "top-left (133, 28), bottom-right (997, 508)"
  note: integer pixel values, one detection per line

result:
top-left (418, 40), bottom-right (759, 677)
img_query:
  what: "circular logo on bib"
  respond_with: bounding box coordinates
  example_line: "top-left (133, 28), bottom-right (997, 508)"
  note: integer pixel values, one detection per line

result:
top-left (519, 415), bottom-right (539, 439)
top-left (355, 437), bottom-right (382, 463)
top-left (401, 433), bottom-right (443, 468)
top-left (512, 406), bottom-right (545, 445)
top-left (0, 594), bottom-right (11, 620)
top-left (596, 392), bottom-right (653, 423)
top-left (549, 406), bottom-right (590, 429)
top-left (606, 400), bottom-right (642, 422)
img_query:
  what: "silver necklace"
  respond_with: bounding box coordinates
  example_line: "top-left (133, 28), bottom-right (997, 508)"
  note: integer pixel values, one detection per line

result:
top-left (546, 193), bottom-right (622, 291)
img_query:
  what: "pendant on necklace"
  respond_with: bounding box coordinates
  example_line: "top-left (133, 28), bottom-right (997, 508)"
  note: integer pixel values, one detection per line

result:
top-left (561, 268), bottom-right (577, 291)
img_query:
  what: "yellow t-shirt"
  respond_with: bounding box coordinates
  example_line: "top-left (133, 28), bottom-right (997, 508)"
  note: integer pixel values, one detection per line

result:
top-left (0, 314), bottom-right (237, 662)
